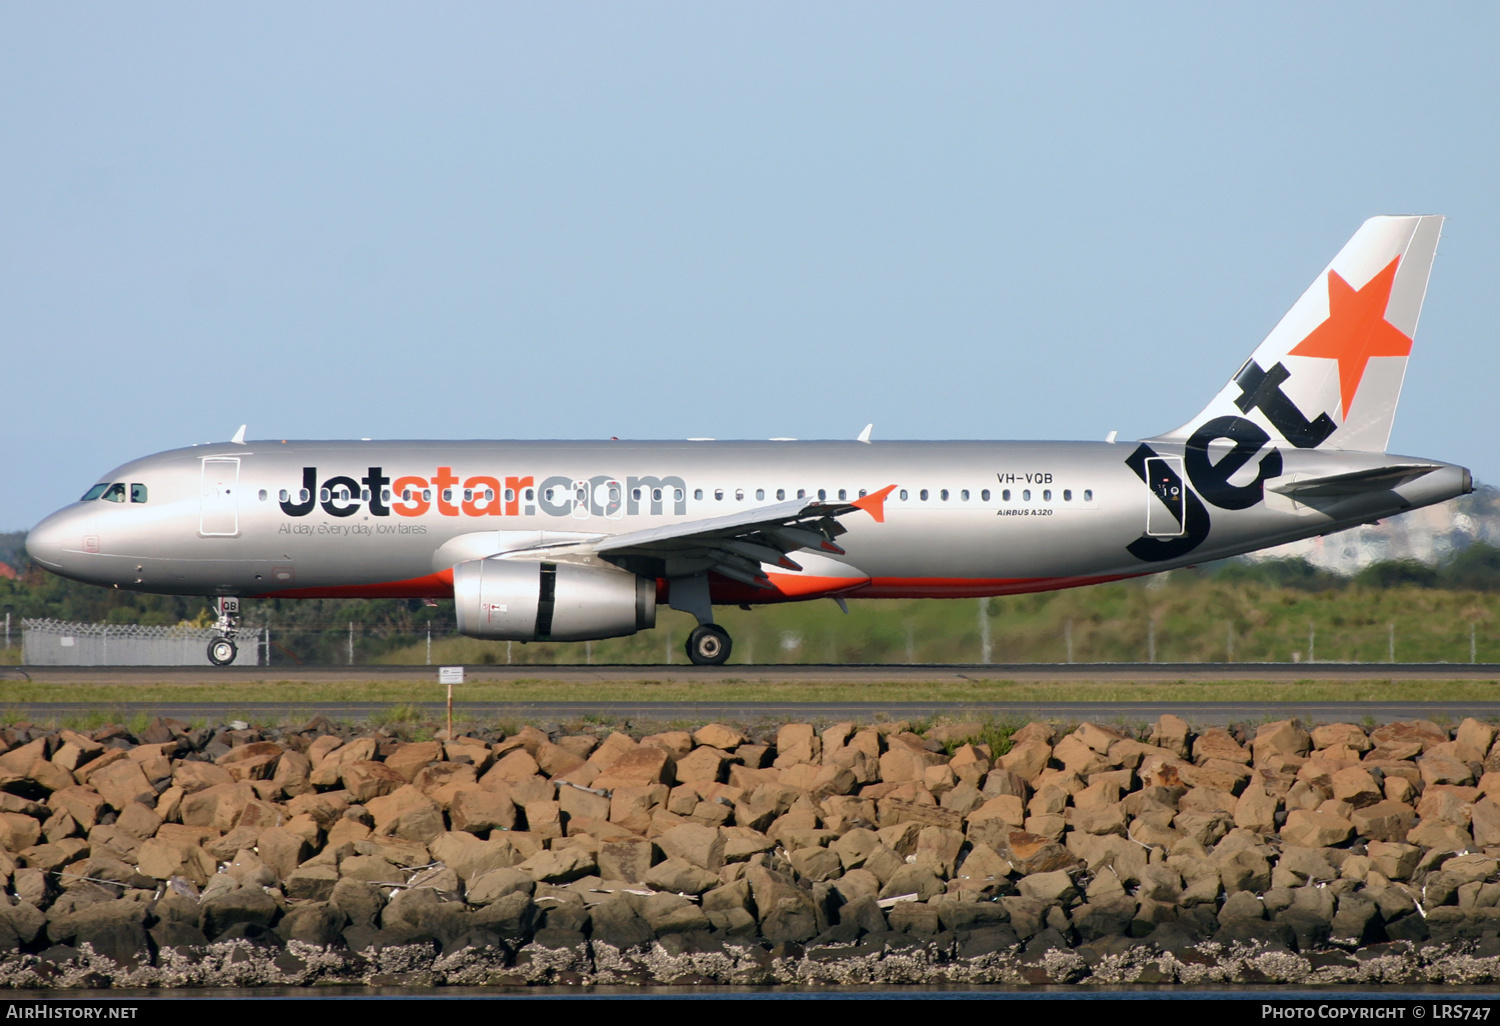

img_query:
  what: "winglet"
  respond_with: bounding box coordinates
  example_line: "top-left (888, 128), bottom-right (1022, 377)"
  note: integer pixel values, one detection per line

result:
top-left (231, 425), bottom-right (247, 445)
top-left (857, 423), bottom-right (873, 444)
top-left (850, 484), bottom-right (897, 524)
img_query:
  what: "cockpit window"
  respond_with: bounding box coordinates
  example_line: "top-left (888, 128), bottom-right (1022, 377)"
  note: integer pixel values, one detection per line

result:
top-left (130, 483), bottom-right (148, 503)
top-left (101, 483), bottom-right (127, 503)
top-left (81, 484), bottom-right (109, 501)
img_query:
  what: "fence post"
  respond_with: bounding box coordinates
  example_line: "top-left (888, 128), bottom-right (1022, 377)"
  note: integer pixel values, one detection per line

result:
top-left (348, 622), bottom-right (354, 666)
top-left (978, 597), bottom-right (992, 664)
top-left (1065, 619), bottom-right (1074, 664)
top-left (1226, 622), bottom-right (1234, 662)
top-left (1388, 623), bottom-right (1395, 663)
top-left (4, 612), bottom-right (8, 650)
top-left (1308, 623), bottom-right (1316, 664)
top-left (1147, 616), bottom-right (1156, 664)
top-left (426, 626), bottom-right (431, 666)
top-left (1472, 623), bottom-right (1478, 664)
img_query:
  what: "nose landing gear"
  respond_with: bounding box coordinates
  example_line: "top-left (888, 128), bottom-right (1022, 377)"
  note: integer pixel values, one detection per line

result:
top-left (207, 596), bottom-right (240, 667)
top-left (686, 624), bottom-right (732, 666)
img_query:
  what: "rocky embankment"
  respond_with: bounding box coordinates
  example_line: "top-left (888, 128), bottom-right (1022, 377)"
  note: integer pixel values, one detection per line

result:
top-left (1, 713), bottom-right (1499, 986)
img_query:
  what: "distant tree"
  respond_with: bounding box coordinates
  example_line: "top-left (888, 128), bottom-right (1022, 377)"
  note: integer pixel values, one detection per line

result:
top-left (1211, 557), bottom-right (1345, 591)
top-left (1354, 559), bottom-right (1440, 589)
top-left (1441, 543), bottom-right (1500, 592)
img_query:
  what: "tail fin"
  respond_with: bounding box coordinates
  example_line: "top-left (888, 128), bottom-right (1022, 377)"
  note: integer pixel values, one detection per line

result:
top-left (1155, 215), bottom-right (1443, 453)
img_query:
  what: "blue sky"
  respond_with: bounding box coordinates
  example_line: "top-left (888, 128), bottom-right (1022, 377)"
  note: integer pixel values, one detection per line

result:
top-left (4, 3), bottom-right (1497, 529)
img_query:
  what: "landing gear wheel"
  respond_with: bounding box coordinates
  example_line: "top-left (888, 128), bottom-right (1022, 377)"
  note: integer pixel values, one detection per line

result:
top-left (207, 637), bottom-right (237, 666)
top-left (686, 625), bottom-right (732, 666)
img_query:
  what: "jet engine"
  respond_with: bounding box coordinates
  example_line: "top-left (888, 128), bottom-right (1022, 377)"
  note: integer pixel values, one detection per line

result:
top-left (452, 558), bottom-right (656, 642)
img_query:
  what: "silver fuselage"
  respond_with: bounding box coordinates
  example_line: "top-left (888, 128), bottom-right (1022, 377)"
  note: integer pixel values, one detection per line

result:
top-left (24, 438), bottom-right (1471, 603)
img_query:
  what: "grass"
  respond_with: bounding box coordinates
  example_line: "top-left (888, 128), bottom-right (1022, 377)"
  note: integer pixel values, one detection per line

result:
top-left (365, 577), bottom-right (1500, 667)
top-left (369, 702), bottom-right (425, 726)
top-left (4, 677), bottom-right (1500, 709)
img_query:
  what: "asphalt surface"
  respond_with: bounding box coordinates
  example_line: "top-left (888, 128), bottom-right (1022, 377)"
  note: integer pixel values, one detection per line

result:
top-left (0, 699), bottom-right (1496, 728)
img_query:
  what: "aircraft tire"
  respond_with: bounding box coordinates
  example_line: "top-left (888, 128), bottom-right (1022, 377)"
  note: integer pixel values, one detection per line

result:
top-left (686, 625), bottom-right (732, 666)
top-left (207, 638), bottom-right (237, 666)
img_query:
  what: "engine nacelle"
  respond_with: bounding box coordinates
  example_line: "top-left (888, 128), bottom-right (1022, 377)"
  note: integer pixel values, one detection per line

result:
top-left (453, 559), bottom-right (656, 642)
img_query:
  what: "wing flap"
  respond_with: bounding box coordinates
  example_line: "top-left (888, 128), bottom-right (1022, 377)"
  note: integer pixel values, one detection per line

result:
top-left (492, 486), bottom-right (896, 592)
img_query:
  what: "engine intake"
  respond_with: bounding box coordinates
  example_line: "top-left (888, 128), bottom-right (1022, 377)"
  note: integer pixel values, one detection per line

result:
top-left (453, 559), bottom-right (656, 641)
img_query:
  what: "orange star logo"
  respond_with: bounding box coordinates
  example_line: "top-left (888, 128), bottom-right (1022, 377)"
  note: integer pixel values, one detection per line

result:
top-left (1288, 255), bottom-right (1411, 419)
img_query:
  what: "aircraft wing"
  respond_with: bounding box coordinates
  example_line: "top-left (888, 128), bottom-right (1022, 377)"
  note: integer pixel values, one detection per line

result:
top-left (499, 485), bottom-right (895, 588)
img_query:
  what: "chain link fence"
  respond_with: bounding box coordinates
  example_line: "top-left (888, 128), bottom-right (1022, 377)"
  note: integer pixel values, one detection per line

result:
top-left (21, 619), bottom-right (247, 666)
top-left (13, 609), bottom-right (1500, 666)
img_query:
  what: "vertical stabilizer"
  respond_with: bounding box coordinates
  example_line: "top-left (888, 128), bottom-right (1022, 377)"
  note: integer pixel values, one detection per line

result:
top-left (1155, 215), bottom-right (1443, 453)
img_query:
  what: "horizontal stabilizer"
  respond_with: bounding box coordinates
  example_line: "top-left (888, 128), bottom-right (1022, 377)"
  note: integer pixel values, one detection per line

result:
top-left (1267, 464), bottom-right (1436, 500)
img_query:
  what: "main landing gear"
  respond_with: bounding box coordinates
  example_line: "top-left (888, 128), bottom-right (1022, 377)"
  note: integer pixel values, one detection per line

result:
top-left (207, 596), bottom-right (240, 667)
top-left (686, 624), bottom-right (732, 666)
top-left (669, 573), bottom-right (733, 666)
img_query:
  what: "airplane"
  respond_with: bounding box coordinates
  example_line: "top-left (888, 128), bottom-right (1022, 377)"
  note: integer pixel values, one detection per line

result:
top-left (24, 215), bottom-right (1471, 667)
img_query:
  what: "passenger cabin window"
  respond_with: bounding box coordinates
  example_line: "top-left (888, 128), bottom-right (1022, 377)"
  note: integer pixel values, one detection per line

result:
top-left (981, 489), bottom-right (990, 501)
top-left (776, 489), bottom-right (786, 500)
top-left (818, 489), bottom-right (826, 500)
top-left (735, 489), bottom-right (744, 501)
top-left (1002, 489), bottom-right (1011, 501)
top-left (838, 489), bottom-right (847, 501)
top-left (715, 489), bottom-right (724, 501)
top-left (279, 489), bottom-right (289, 502)
top-left (101, 483), bottom-right (126, 503)
top-left (258, 489), bottom-right (267, 502)
top-left (694, 489), bottom-right (704, 500)
top-left (1023, 489), bottom-right (1031, 501)
top-left (940, 489), bottom-right (949, 501)
top-left (919, 489), bottom-right (929, 501)
top-left (1084, 489), bottom-right (1093, 502)
top-left (756, 488), bottom-right (765, 500)
top-left (899, 489), bottom-right (908, 500)
top-left (81, 484), bottom-right (109, 501)
top-left (961, 489), bottom-right (969, 501)
top-left (1043, 489), bottom-right (1052, 501)
top-left (1063, 489), bottom-right (1072, 501)
top-left (797, 489), bottom-right (806, 499)
top-left (858, 488), bottom-right (867, 498)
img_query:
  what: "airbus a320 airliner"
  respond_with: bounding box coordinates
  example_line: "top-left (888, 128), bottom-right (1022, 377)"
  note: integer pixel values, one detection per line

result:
top-left (25, 216), bottom-right (1471, 666)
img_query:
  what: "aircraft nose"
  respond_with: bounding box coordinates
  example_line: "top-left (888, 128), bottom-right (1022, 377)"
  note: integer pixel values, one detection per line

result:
top-left (25, 514), bottom-right (67, 570)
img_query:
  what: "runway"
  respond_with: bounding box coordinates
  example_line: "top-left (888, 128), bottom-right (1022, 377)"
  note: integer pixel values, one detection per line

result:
top-left (4, 662), bottom-right (1499, 727)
